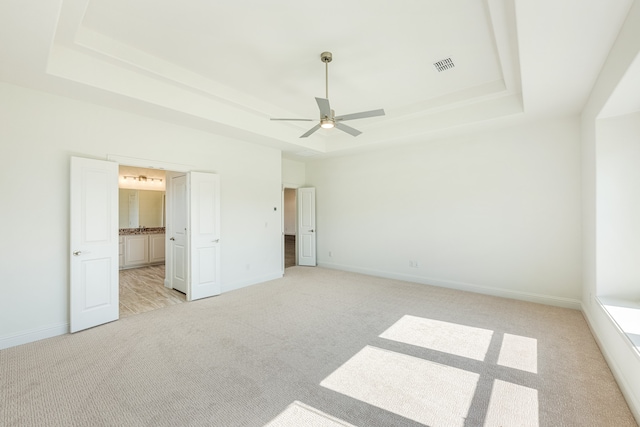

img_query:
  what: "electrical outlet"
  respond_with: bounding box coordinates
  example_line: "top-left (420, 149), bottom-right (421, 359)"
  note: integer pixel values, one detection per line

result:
top-left (329, 251), bottom-right (333, 257)
top-left (409, 260), bottom-right (419, 268)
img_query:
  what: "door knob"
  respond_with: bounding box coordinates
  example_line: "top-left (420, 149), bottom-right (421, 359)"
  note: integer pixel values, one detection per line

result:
top-left (73, 251), bottom-right (82, 256)
top-left (212, 239), bottom-right (220, 243)
top-left (310, 229), bottom-right (315, 233)
top-left (170, 237), bottom-right (175, 241)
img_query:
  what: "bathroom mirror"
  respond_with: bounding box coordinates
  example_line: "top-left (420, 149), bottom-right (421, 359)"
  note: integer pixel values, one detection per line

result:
top-left (119, 189), bottom-right (165, 228)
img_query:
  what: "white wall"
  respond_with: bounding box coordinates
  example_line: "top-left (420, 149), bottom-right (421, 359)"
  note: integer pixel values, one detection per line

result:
top-left (581, 1), bottom-right (640, 421)
top-left (0, 82), bottom-right (283, 348)
top-left (306, 117), bottom-right (582, 307)
top-left (596, 112), bottom-right (640, 298)
top-left (282, 158), bottom-right (306, 236)
top-left (282, 158), bottom-right (306, 187)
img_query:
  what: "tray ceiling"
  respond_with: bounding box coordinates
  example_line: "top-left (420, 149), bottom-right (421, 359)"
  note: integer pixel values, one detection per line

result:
top-left (0, 0), bottom-right (633, 159)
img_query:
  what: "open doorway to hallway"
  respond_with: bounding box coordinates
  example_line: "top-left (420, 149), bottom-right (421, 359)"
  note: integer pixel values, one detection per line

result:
top-left (284, 188), bottom-right (297, 268)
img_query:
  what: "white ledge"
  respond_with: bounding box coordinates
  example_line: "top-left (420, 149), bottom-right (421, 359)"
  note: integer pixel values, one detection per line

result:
top-left (598, 296), bottom-right (640, 356)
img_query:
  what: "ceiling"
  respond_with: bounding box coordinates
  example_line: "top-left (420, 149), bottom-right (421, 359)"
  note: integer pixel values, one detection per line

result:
top-left (0, 0), bottom-right (634, 160)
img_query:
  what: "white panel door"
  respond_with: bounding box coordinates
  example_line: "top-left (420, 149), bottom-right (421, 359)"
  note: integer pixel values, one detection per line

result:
top-left (70, 157), bottom-right (119, 333)
top-left (168, 174), bottom-right (188, 294)
top-left (189, 172), bottom-right (221, 301)
top-left (297, 187), bottom-right (316, 266)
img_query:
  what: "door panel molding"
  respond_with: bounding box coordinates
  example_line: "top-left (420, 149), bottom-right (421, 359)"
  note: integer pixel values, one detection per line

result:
top-left (189, 172), bottom-right (221, 300)
top-left (70, 156), bottom-right (119, 333)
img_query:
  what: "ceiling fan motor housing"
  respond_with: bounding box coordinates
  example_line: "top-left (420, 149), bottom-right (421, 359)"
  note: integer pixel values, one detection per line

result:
top-left (321, 51), bottom-right (332, 63)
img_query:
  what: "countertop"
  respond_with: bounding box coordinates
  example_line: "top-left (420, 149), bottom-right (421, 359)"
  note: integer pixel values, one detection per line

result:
top-left (119, 227), bottom-right (165, 235)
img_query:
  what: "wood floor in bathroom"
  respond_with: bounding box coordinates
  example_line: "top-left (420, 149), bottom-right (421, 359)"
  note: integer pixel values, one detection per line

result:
top-left (119, 264), bottom-right (186, 318)
top-left (121, 238), bottom-right (295, 318)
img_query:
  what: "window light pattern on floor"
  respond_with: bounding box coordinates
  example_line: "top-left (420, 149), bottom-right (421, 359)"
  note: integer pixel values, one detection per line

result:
top-left (264, 401), bottom-right (357, 427)
top-left (497, 333), bottom-right (538, 374)
top-left (484, 380), bottom-right (538, 427)
top-left (320, 346), bottom-right (479, 427)
top-left (379, 315), bottom-right (494, 361)
top-left (318, 315), bottom-right (539, 426)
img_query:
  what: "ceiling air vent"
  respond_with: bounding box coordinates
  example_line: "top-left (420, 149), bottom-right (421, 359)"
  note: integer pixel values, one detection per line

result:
top-left (433, 57), bottom-right (455, 72)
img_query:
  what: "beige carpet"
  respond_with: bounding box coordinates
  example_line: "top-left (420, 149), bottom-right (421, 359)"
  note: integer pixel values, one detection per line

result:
top-left (1, 267), bottom-right (637, 426)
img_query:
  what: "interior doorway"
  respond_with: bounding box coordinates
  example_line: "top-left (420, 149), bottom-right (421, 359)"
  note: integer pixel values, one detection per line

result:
top-left (70, 156), bottom-right (221, 333)
top-left (283, 187), bottom-right (297, 268)
top-left (117, 166), bottom-right (186, 317)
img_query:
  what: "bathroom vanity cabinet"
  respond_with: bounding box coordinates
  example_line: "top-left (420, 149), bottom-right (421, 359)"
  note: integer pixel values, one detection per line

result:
top-left (119, 232), bottom-right (165, 269)
top-left (148, 234), bottom-right (166, 264)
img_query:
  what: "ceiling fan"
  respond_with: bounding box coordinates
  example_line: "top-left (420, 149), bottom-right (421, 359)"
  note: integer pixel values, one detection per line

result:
top-left (270, 51), bottom-right (385, 138)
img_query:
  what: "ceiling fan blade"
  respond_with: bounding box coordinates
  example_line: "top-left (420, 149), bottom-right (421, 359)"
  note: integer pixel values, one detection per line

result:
top-left (270, 118), bottom-right (315, 121)
top-left (335, 122), bottom-right (362, 137)
top-left (300, 124), bottom-right (322, 138)
top-left (315, 97), bottom-right (332, 118)
top-left (335, 108), bottom-right (385, 122)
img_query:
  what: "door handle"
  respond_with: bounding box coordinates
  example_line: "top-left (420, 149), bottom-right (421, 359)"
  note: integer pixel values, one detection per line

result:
top-left (310, 229), bottom-right (315, 233)
top-left (212, 239), bottom-right (219, 243)
top-left (170, 237), bottom-right (175, 241)
top-left (73, 251), bottom-right (82, 256)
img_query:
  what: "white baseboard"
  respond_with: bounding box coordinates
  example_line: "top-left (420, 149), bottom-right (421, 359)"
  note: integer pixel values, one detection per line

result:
top-left (0, 322), bottom-right (69, 350)
top-left (1, 272), bottom-right (285, 350)
top-left (318, 262), bottom-right (582, 310)
top-left (222, 272), bottom-right (283, 294)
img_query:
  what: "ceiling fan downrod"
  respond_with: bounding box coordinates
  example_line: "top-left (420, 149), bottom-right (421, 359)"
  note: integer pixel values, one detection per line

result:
top-left (321, 51), bottom-right (332, 100)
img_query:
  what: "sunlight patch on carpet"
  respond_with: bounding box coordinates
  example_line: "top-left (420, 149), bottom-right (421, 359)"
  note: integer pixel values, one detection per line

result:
top-left (497, 333), bottom-right (538, 373)
top-left (484, 379), bottom-right (539, 427)
top-left (264, 401), bottom-right (357, 427)
top-left (379, 315), bottom-right (494, 361)
top-left (320, 346), bottom-right (478, 426)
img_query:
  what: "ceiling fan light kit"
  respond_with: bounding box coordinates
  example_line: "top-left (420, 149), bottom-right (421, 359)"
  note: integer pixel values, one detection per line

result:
top-left (320, 117), bottom-right (335, 129)
top-left (270, 51), bottom-right (385, 138)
